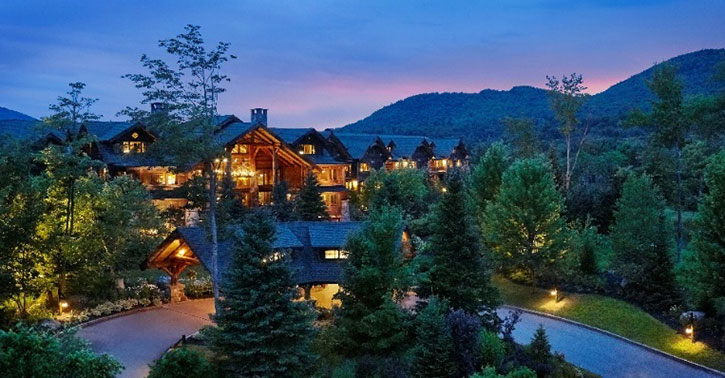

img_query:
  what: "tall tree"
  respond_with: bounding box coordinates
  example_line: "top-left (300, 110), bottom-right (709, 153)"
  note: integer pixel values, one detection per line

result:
top-left (546, 73), bottom-right (590, 192)
top-left (357, 168), bottom-right (429, 221)
top-left (123, 25), bottom-right (236, 313)
top-left (209, 210), bottom-right (316, 377)
top-left (0, 141), bottom-right (49, 320)
top-left (294, 172), bottom-right (329, 221)
top-left (38, 82), bottom-right (103, 300)
top-left (269, 180), bottom-right (295, 221)
top-left (626, 64), bottom-right (689, 260)
top-left (610, 174), bottom-right (679, 311)
top-left (483, 158), bottom-right (567, 290)
top-left (333, 207), bottom-right (409, 357)
top-left (425, 169), bottom-right (499, 318)
top-left (470, 142), bottom-right (508, 220)
top-left (688, 150), bottom-right (725, 313)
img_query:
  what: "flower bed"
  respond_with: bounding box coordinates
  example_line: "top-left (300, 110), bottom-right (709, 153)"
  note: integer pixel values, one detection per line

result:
top-left (59, 283), bottom-right (166, 326)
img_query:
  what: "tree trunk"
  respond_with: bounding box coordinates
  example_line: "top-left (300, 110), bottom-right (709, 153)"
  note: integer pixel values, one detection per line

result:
top-left (565, 133), bottom-right (572, 192)
top-left (207, 163), bottom-right (221, 315)
top-left (675, 144), bottom-right (684, 262)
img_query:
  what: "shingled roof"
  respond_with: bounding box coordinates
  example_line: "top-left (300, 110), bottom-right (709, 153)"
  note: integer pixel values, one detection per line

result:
top-left (154, 221), bottom-right (364, 285)
top-left (330, 132), bottom-right (462, 160)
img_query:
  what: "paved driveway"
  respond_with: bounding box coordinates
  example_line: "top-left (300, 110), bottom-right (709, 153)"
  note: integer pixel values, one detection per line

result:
top-left (79, 299), bottom-right (214, 378)
top-left (497, 307), bottom-right (723, 378)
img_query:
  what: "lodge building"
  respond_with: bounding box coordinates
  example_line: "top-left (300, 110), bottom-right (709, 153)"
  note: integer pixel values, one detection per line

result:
top-left (0, 106), bottom-right (466, 306)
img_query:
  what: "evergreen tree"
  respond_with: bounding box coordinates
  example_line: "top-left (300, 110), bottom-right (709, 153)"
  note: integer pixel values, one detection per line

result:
top-left (425, 169), bottom-right (500, 318)
top-left (210, 210), bottom-right (316, 377)
top-left (295, 172), bottom-right (329, 221)
top-left (470, 142), bottom-right (508, 219)
top-left (410, 298), bottom-right (457, 378)
top-left (483, 158), bottom-right (567, 289)
top-left (575, 218), bottom-right (599, 276)
top-left (610, 174), bottom-right (679, 311)
top-left (270, 180), bottom-right (295, 221)
top-left (626, 64), bottom-right (689, 259)
top-left (333, 207), bottom-right (409, 357)
top-left (447, 309), bottom-right (482, 377)
top-left (528, 325), bottom-right (552, 377)
top-left (689, 150), bottom-right (725, 313)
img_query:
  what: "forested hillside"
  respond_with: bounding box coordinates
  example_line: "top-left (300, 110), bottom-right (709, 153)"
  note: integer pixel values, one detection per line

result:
top-left (0, 106), bottom-right (35, 121)
top-left (339, 49), bottom-right (725, 142)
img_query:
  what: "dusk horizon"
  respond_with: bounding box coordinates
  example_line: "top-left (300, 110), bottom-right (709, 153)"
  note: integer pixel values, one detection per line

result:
top-left (2, 1), bottom-right (724, 129)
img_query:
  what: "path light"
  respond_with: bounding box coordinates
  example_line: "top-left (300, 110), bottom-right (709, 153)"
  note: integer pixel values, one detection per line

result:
top-left (60, 300), bottom-right (69, 312)
top-left (550, 289), bottom-right (559, 303)
top-left (685, 325), bottom-right (694, 343)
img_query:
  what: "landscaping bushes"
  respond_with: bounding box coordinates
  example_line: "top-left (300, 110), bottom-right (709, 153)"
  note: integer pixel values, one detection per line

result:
top-left (148, 347), bottom-right (215, 378)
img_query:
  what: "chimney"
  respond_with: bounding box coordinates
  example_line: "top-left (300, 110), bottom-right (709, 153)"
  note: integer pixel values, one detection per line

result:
top-left (150, 102), bottom-right (168, 114)
top-left (251, 108), bottom-right (268, 127)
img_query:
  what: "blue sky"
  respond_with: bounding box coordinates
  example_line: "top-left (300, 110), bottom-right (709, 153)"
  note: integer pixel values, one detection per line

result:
top-left (1, 0), bottom-right (723, 128)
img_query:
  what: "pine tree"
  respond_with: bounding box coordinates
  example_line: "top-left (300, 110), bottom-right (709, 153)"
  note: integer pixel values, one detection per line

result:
top-left (690, 150), bottom-right (725, 312)
top-left (426, 170), bottom-right (500, 318)
top-left (528, 325), bottom-right (552, 376)
top-left (270, 180), bottom-right (295, 221)
top-left (483, 158), bottom-right (567, 290)
top-left (410, 298), bottom-right (457, 378)
top-left (610, 174), bottom-right (679, 311)
top-left (209, 210), bottom-right (316, 377)
top-left (576, 219), bottom-right (599, 276)
top-left (333, 207), bottom-right (409, 357)
top-left (295, 172), bottom-right (329, 221)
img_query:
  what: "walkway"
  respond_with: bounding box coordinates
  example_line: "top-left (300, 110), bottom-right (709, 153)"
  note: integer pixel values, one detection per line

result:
top-left (497, 307), bottom-right (723, 378)
top-left (79, 299), bottom-right (214, 378)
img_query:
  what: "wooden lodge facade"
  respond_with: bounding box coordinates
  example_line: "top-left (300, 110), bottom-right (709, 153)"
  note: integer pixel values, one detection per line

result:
top-left (0, 106), bottom-right (471, 221)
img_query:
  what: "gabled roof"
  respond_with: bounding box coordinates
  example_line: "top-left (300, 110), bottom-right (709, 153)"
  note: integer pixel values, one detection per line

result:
top-left (147, 221), bottom-right (365, 285)
top-left (269, 127), bottom-right (316, 145)
top-left (82, 121), bottom-right (136, 142)
top-left (330, 132), bottom-right (463, 160)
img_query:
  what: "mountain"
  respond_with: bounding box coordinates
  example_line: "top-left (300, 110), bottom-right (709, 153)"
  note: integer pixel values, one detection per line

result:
top-left (338, 49), bottom-right (725, 142)
top-left (0, 107), bottom-right (35, 121)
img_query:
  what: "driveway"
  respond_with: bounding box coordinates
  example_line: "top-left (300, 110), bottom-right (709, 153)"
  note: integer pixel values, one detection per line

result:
top-left (79, 299), bottom-right (215, 378)
top-left (497, 307), bottom-right (723, 378)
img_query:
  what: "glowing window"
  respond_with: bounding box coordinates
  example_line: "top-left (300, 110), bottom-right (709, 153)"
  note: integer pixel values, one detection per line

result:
top-left (123, 141), bottom-right (146, 153)
top-left (300, 144), bottom-right (315, 154)
top-left (360, 162), bottom-right (369, 172)
top-left (324, 250), bottom-right (348, 259)
top-left (231, 144), bottom-right (248, 154)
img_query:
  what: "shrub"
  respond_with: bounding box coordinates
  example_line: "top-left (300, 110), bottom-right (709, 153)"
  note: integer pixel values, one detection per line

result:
top-left (447, 310), bottom-right (481, 377)
top-left (331, 359), bottom-right (356, 378)
top-left (471, 366), bottom-right (536, 378)
top-left (147, 347), bottom-right (213, 378)
top-left (479, 330), bottom-right (506, 369)
top-left (527, 325), bottom-right (552, 377)
top-left (0, 325), bottom-right (122, 378)
top-left (182, 278), bottom-right (213, 299)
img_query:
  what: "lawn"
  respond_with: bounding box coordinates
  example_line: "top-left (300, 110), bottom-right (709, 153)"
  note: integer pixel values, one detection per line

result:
top-left (493, 276), bottom-right (725, 372)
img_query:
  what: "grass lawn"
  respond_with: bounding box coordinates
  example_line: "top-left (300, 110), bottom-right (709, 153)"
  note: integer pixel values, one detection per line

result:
top-left (493, 276), bottom-right (725, 372)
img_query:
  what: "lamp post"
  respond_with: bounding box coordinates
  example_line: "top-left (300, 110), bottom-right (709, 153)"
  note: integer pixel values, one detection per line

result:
top-left (550, 289), bottom-right (559, 303)
top-left (685, 324), bottom-right (694, 343)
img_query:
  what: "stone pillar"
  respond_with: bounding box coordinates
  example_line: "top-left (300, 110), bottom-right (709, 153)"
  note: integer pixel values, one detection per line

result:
top-left (169, 283), bottom-right (187, 303)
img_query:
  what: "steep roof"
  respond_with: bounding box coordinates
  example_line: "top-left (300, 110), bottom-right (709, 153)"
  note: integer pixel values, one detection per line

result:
top-left (269, 127), bottom-right (316, 144)
top-left (83, 121), bottom-right (135, 142)
top-left (331, 132), bottom-right (462, 159)
top-left (154, 221), bottom-right (364, 285)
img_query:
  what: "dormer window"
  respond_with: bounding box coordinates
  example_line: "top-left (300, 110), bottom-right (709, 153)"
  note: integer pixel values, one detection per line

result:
top-left (123, 141), bottom-right (146, 153)
top-left (360, 162), bottom-right (370, 172)
top-left (300, 144), bottom-right (315, 154)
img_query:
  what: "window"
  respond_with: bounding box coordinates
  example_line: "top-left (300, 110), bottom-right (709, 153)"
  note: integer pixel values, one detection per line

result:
top-left (123, 141), bottom-right (146, 153)
top-left (330, 168), bottom-right (339, 181)
top-left (231, 144), bottom-right (248, 154)
top-left (258, 169), bottom-right (273, 186)
top-left (258, 191), bottom-right (271, 205)
top-left (346, 179), bottom-right (359, 191)
top-left (324, 249), bottom-right (349, 259)
top-left (432, 159), bottom-right (447, 170)
top-left (360, 162), bottom-right (370, 172)
top-left (300, 144), bottom-right (315, 154)
top-left (166, 173), bottom-right (177, 185)
top-left (456, 159), bottom-right (462, 167)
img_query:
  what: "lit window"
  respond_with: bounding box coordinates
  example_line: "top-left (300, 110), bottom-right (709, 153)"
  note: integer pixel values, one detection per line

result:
top-left (456, 160), bottom-right (462, 167)
top-left (231, 144), bottom-right (248, 154)
top-left (324, 250), bottom-right (348, 259)
top-left (330, 168), bottom-right (339, 181)
top-left (123, 141), bottom-right (146, 153)
top-left (360, 162), bottom-right (369, 172)
top-left (166, 173), bottom-right (176, 185)
top-left (300, 144), bottom-right (315, 154)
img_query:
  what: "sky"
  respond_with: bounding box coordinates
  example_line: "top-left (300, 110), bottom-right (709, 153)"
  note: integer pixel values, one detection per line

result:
top-left (1, 0), bottom-right (724, 129)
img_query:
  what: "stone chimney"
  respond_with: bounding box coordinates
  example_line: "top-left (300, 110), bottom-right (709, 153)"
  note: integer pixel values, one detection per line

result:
top-left (150, 102), bottom-right (168, 114)
top-left (251, 108), bottom-right (268, 127)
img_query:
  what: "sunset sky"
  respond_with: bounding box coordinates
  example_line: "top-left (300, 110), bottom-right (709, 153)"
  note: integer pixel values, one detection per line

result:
top-left (1, 0), bottom-right (724, 128)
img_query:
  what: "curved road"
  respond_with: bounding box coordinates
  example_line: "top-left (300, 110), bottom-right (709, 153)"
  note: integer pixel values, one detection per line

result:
top-left (78, 299), bottom-right (214, 378)
top-left (497, 307), bottom-right (723, 378)
top-left (78, 300), bottom-right (722, 378)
